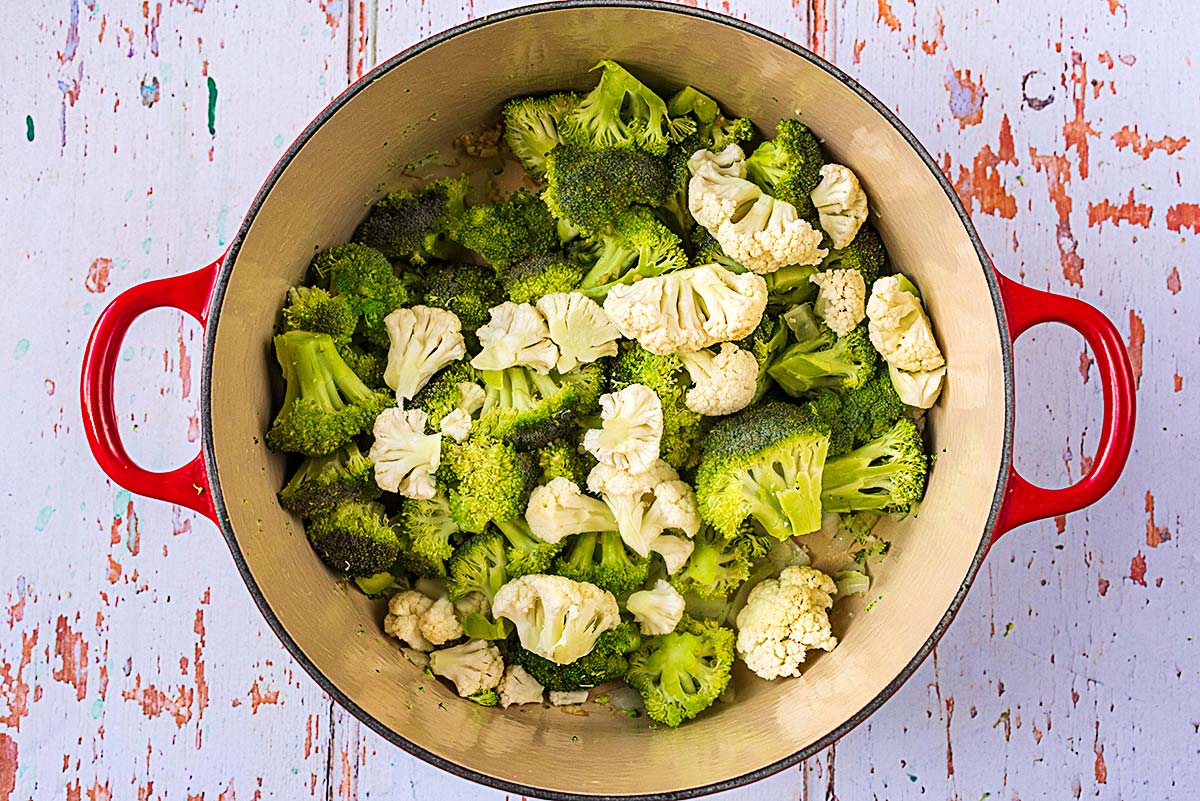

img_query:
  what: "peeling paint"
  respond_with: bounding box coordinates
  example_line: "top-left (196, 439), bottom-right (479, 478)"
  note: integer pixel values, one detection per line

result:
top-left (1087, 189), bottom-right (1152, 228)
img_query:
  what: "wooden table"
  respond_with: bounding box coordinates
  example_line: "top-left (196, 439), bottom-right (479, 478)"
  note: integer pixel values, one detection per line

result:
top-left (3, 1), bottom-right (1193, 798)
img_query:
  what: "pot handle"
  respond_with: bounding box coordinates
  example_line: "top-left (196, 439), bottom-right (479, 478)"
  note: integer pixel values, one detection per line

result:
top-left (990, 273), bottom-right (1136, 541)
top-left (80, 257), bottom-right (224, 523)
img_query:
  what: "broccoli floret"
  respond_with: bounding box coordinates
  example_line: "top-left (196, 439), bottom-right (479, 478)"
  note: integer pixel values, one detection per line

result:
top-left (508, 621), bottom-right (641, 692)
top-left (764, 264), bottom-right (820, 310)
top-left (543, 144), bottom-right (674, 233)
top-left (494, 517), bottom-right (565, 578)
top-left (552, 531), bottom-right (651, 597)
top-left (536, 440), bottom-right (588, 486)
top-left (666, 86), bottom-right (754, 151)
top-left (454, 189), bottom-right (559, 270)
top-left (281, 286), bottom-right (358, 340)
top-left (838, 370), bottom-right (906, 449)
top-left (408, 361), bottom-right (480, 426)
top-left (669, 526), bottom-right (752, 600)
top-left (801, 391), bottom-right (855, 457)
top-left (559, 360), bottom-right (605, 414)
top-left (560, 60), bottom-right (694, 156)
top-left (611, 343), bottom-right (704, 471)
top-left (266, 331), bottom-right (393, 456)
top-left (695, 401), bottom-right (831, 540)
top-left (840, 510), bottom-right (891, 563)
top-left (441, 437), bottom-right (536, 533)
top-left (502, 92), bottom-right (579, 176)
top-left (446, 530), bottom-right (508, 602)
top-left (820, 418), bottom-right (928, 515)
top-left (353, 570), bottom-right (401, 598)
top-left (308, 244), bottom-right (412, 349)
top-left (395, 489), bottom-right (461, 577)
top-left (419, 263), bottom-right (502, 337)
top-left (339, 345), bottom-right (387, 388)
top-left (624, 616), bottom-right (734, 727)
top-left (306, 499), bottom-right (401, 577)
top-left (819, 224), bottom-right (886, 288)
top-left (688, 226), bottom-right (745, 271)
top-left (501, 250), bottom-right (585, 304)
top-left (745, 119), bottom-right (825, 216)
top-left (353, 176), bottom-right (468, 264)
top-left (767, 322), bottom-right (878, 397)
top-left (278, 441), bottom-right (379, 517)
top-left (468, 688), bottom-right (500, 707)
top-left (576, 207), bottom-right (688, 300)
top-left (476, 364), bottom-right (597, 449)
top-left (735, 315), bottom-right (789, 403)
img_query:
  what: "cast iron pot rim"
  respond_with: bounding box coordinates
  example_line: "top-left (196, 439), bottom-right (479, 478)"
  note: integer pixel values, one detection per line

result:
top-left (200, 2), bottom-right (1015, 798)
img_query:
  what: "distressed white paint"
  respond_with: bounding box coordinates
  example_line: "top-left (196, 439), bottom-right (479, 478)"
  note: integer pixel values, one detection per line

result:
top-left (0, 0), bottom-right (1195, 799)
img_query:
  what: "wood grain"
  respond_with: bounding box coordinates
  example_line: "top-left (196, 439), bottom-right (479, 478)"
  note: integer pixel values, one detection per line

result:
top-left (1, 0), bottom-right (1194, 798)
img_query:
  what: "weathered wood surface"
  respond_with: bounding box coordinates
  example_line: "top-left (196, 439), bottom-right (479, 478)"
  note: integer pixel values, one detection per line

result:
top-left (1, 0), bottom-right (1194, 798)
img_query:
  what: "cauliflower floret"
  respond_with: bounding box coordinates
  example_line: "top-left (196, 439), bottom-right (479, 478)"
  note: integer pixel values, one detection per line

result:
top-left (471, 301), bottom-right (558, 374)
top-left (418, 596), bottom-right (463, 646)
top-left (368, 408), bottom-right (441, 499)
top-left (535, 293), bottom-right (621, 373)
top-left (492, 574), bottom-right (620, 665)
top-left (648, 534), bottom-right (695, 575)
top-left (627, 579), bottom-right (686, 635)
top-left (437, 381), bottom-right (486, 442)
top-left (383, 306), bottom-right (466, 402)
top-left (582, 384), bottom-right (663, 474)
top-left (888, 362), bottom-right (946, 409)
top-left (677, 343), bottom-right (759, 416)
top-left (735, 565), bottom-right (838, 680)
top-left (383, 590), bottom-right (435, 651)
top-left (810, 268), bottom-right (867, 336)
top-left (549, 689), bottom-right (590, 706)
top-left (525, 477), bottom-right (618, 544)
top-left (428, 639), bottom-right (504, 697)
top-left (687, 147), bottom-right (759, 229)
top-left (453, 591), bottom-right (491, 621)
top-left (714, 193), bottom-right (827, 275)
top-left (497, 664), bottom-right (545, 708)
top-left (810, 163), bottom-right (869, 250)
top-left (603, 264), bottom-right (767, 355)
top-left (866, 275), bottom-right (945, 372)
top-left (587, 460), bottom-right (700, 558)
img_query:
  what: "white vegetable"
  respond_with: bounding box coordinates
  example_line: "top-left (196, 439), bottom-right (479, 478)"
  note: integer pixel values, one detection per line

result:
top-left (383, 306), bottom-right (466, 402)
top-left (810, 268), bottom-right (867, 336)
top-left (686, 146), bottom-right (758, 229)
top-left (603, 264), bottom-right (767, 355)
top-left (535, 293), bottom-right (621, 373)
top-left (471, 302), bottom-right (558, 374)
top-left (735, 565), bottom-right (838, 680)
top-left (368, 408), bottom-right (441, 499)
top-left (587, 459), bottom-right (701, 558)
top-left (453, 591), bottom-right (491, 621)
top-left (626, 579), bottom-right (686, 635)
top-left (549, 689), bottom-right (590, 706)
top-left (438, 408), bottom-right (473, 442)
top-left (418, 596), bottom-right (463, 646)
top-left (810, 164), bottom-right (869, 250)
top-left (497, 665), bottom-right (545, 708)
top-left (428, 639), bottom-right (504, 697)
top-left (648, 534), bottom-right (695, 575)
top-left (525, 477), bottom-right (618, 544)
top-left (582, 384), bottom-right (664, 474)
top-left (888, 362), bottom-right (946, 409)
top-left (866, 275), bottom-right (945, 373)
top-left (383, 590), bottom-right (435, 651)
top-left (677, 344), bottom-right (759, 416)
top-left (492, 574), bottom-right (620, 665)
top-left (714, 194), bottom-right (827, 274)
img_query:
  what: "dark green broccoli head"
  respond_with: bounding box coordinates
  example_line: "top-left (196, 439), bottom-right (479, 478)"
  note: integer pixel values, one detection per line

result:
top-left (543, 144), bottom-right (674, 233)
top-left (577, 207), bottom-right (688, 300)
top-left (745, 119), bottom-right (825, 216)
top-left (454, 189), bottom-right (559, 270)
top-left (502, 92), bottom-right (580, 176)
top-left (408, 361), bottom-right (480, 428)
top-left (353, 176), bottom-right (468, 264)
top-left (837, 370), bottom-right (906, 451)
top-left (509, 621), bottom-right (642, 692)
top-left (308, 243), bottom-right (412, 349)
top-left (624, 616), bottom-right (734, 727)
top-left (802, 391), bottom-right (855, 457)
top-left (820, 417), bottom-right (928, 515)
top-left (695, 401), bottom-right (831, 540)
top-left (419, 262), bottom-right (502, 336)
top-left (820, 224), bottom-right (886, 288)
top-left (494, 517), bottom-right (564, 578)
top-left (611, 343), bottom-right (704, 471)
top-left (446, 529), bottom-right (508, 602)
top-left (475, 366), bottom-right (580, 450)
top-left (441, 436), bottom-right (535, 534)
top-left (306, 499), bottom-right (400, 577)
top-left (767, 322), bottom-right (878, 397)
top-left (501, 250), bottom-right (585, 304)
top-left (536, 440), bottom-right (587, 486)
top-left (669, 526), bottom-right (752, 600)
top-left (278, 441), bottom-right (379, 518)
top-left (395, 489), bottom-right (461, 577)
top-left (337, 344), bottom-right (387, 389)
top-left (559, 60), bottom-right (694, 156)
top-left (281, 286), bottom-right (357, 341)
top-left (552, 531), bottom-right (651, 597)
top-left (266, 331), bottom-right (394, 456)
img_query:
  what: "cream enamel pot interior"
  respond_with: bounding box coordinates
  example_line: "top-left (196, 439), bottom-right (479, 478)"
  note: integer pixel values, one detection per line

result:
top-left (80, 3), bottom-right (1136, 798)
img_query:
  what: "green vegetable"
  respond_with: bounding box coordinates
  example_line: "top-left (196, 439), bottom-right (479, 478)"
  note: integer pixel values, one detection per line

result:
top-left (611, 343), bottom-right (704, 471)
top-left (669, 526), bottom-right (752, 600)
top-left (441, 437), bottom-right (537, 534)
top-left (454, 189), bottom-right (559, 270)
top-left (509, 622), bottom-right (641, 692)
top-left (418, 263), bottom-right (503, 337)
top-left (494, 517), bottom-right (565, 578)
top-left (501, 250), bottom-right (585, 304)
top-left (502, 92), bottom-right (579, 176)
top-left (767, 320), bottom-right (878, 397)
top-left (306, 499), bottom-right (401, 577)
top-left (820, 418), bottom-right (928, 515)
top-left (625, 616), bottom-right (734, 727)
top-left (308, 243), bottom-right (412, 348)
top-left (446, 530), bottom-right (508, 602)
top-left (395, 489), bottom-right (461, 577)
top-left (576, 207), bottom-right (688, 300)
top-left (745, 119), bottom-right (824, 216)
top-left (552, 531), bottom-right (650, 597)
top-left (353, 176), bottom-right (468, 264)
top-left (277, 441), bottom-right (379, 518)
